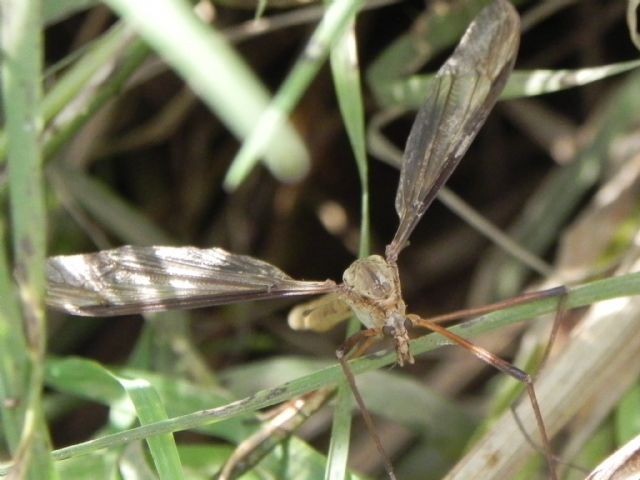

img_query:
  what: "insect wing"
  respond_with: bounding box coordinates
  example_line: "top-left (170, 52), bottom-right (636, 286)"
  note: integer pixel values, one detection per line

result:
top-left (387, 0), bottom-right (520, 260)
top-left (47, 245), bottom-right (337, 316)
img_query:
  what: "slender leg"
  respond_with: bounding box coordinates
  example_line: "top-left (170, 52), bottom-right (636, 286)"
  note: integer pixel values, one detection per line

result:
top-left (337, 327), bottom-right (398, 480)
top-left (427, 286), bottom-right (567, 324)
top-left (540, 290), bottom-right (569, 368)
top-left (336, 327), bottom-right (382, 359)
top-left (219, 329), bottom-right (395, 479)
top-left (408, 314), bottom-right (558, 480)
top-left (507, 288), bottom-right (569, 467)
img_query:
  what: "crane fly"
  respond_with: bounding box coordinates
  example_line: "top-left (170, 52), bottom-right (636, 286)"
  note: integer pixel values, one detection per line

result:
top-left (46, 1), bottom-right (559, 478)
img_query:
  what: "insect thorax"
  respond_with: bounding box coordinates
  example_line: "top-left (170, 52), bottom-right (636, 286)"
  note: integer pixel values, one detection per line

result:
top-left (341, 255), bottom-right (406, 329)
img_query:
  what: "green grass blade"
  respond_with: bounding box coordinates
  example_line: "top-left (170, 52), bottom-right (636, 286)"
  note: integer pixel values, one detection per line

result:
top-left (0, 220), bottom-right (28, 450)
top-left (57, 451), bottom-right (119, 479)
top-left (41, 22), bottom-right (134, 126)
top-left (325, 384), bottom-right (354, 480)
top-left (330, 26), bottom-right (369, 255)
top-left (375, 59), bottom-right (640, 111)
top-left (119, 378), bottom-right (184, 480)
top-left (45, 357), bottom-right (362, 478)
top-left (0, 22), bottom-right (146, 165)
top-left (44, 0), bottom-right (99, 25)
top-left (46, 358), bottom-right (184, 477)
top-left (102, 0), bottom-right (310, 185)
top-left (327, 17), bottom-right (369, 480)
top-left (615, 383), bottom-right (640, 443)
top-left (1, 0), bottom-right (54, 477)
top-left (223, 0), bottom-right (366, 189)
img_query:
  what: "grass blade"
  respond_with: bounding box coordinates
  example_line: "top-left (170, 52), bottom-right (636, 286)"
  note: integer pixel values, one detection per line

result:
top-left (102, 0), bottom-right (310, 185)
top-left (1, 0), bottom-right (53, 477)
top-left (223, 0), bottom-right (365, 189)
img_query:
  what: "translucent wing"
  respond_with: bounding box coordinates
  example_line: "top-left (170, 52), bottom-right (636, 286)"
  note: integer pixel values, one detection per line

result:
top-left (386, 0), bottom-right (520, 261)
top-left (47, 245), bottom-right (337, 316)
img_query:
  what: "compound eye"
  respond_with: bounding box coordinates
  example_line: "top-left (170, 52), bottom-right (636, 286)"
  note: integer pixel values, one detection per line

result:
top-left (404, 318), bottom-right (413, 330)
top-left (382, 325), bottom-right (395, 338)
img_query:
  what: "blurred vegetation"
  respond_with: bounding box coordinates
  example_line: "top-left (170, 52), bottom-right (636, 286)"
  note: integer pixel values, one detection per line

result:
top-left (2, 0), bottom-right (640, 479)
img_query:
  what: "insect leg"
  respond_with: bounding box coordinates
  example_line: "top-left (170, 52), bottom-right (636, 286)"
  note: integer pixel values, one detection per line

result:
top-left (408, 314), bottom-right (558, 480)
top-left (426, 286), bottom-right (567, 325)
top-left (336, 328), bottom-right (397, 480)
